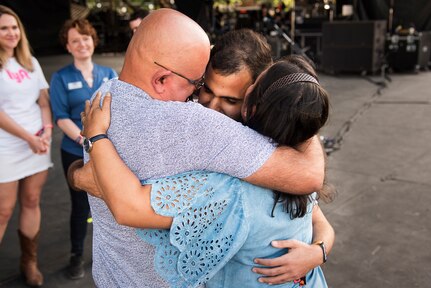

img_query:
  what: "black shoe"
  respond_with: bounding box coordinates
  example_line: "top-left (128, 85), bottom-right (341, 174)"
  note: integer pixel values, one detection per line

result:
top-left (66, 255), bottom-right (85, 280)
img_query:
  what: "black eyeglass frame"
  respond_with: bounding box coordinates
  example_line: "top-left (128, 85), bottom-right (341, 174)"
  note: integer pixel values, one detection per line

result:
top-left (154, 61), bottom-right (205, 90)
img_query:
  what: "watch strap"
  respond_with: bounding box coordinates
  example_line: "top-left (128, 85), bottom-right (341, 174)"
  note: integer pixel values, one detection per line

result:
top-left (89, 134), bottom-right (108, 143)
top-left (84, 134), bottom-right (108, 153)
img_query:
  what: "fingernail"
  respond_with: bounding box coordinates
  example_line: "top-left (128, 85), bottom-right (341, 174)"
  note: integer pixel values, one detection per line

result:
top-left (258, 278), bottom-right (264, 283)
top-left (252, 268), bottom-right (256, 273)
top-left (272, 240), bottom-right (278, 246)
top-left (106, 92), bottom-right (111, 97)
top-left (254, 259), bottom-right (258, 264)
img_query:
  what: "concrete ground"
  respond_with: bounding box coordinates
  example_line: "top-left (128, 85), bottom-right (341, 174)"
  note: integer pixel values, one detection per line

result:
top-left (0, 53), bottom-right (430, 287)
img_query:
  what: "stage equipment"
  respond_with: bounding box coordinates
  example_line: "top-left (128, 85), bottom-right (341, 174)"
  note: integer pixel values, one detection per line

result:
top-left (388, 0), bottom-right (394, 32)
top-left (272, 24), bottom-right (314, 65)
top-left (322, 20), bottom-right (386, 74)
top-left (386, 31), bottom-right (431, 71)
top-left (235, 6), bottom-right (262, 30)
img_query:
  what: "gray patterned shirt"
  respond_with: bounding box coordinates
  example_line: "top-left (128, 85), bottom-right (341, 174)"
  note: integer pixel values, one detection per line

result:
top-left (85, 79), bottom-right (276, 287)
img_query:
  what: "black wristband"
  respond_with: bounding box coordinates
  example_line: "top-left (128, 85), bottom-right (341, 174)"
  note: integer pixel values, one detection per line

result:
top-left (83, 134), bottom-right (108, 153)
top-left (313, 241), bottom-right (328, 264)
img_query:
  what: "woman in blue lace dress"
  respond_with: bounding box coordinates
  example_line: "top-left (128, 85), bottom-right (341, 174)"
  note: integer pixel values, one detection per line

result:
top-left (78, 56), bottom-right (334, 287)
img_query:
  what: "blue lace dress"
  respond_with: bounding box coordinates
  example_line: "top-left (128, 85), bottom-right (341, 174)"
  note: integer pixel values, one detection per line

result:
top-left (137, 172), bottom-right (327, 288)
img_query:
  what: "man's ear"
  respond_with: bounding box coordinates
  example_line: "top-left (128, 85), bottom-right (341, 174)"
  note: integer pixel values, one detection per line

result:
top-left (152, 70), bottom-right (170, 93)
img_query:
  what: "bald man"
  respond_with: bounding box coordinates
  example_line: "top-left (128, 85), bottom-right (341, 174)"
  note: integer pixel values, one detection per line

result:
top-left (80, 9), bottom-right (326, 287)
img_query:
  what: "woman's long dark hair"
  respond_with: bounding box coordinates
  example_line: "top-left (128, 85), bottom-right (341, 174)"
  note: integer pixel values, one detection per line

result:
top-left (244, 55), bottom-right (331, 219)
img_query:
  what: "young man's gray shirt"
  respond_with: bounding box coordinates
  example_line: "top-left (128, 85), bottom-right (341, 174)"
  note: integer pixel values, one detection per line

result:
top-left (85, 79), bottom-right (276, 287)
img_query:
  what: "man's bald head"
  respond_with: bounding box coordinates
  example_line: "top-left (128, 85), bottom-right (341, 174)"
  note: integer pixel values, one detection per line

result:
top-left (120, 8), bottom-right (210, 101)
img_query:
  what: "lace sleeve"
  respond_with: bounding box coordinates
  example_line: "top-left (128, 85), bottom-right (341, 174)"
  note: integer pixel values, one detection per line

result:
top-left (142, 171), bottom-right (212, 217)
top-left (137, 172), bottom-right (250, 288)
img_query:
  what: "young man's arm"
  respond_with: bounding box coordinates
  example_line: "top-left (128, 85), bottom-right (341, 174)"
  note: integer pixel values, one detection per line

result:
top-left (252, 205), bottom-right (334, 284)
top-left (244, 137), bottom-right (325, 194)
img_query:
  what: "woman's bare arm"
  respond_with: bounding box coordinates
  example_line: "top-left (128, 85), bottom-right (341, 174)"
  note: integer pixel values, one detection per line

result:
top-left (37, 89), bottom-right (53, 147)
top-left (0, 108), bottom-right (47, 154)
top-left (77, 92), bottom-right (172, 228)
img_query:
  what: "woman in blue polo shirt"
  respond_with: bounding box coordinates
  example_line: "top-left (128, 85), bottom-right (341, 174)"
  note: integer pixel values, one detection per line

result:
top-left (49, 19), bottom-right (117, 280)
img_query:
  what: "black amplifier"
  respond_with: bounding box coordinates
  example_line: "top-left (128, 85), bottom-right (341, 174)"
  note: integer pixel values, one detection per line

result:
top-left (386, 31), bottom-right (431, 71)
top-left (321, 21), bottom-right (386, 74)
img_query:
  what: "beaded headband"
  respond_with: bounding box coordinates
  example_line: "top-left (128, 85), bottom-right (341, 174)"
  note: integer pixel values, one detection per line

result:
top-left (262, 73), bottom-right (319, 100)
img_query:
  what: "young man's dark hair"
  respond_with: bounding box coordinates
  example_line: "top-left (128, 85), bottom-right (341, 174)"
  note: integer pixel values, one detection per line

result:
top-left (198, 29), bottom-right (273, 121)
top-left (130, 9), bottom-right (149, 21)
top-left (129, 8), bottom-right (149, 33)
top-left (210, 29), bottom-right (273, 82)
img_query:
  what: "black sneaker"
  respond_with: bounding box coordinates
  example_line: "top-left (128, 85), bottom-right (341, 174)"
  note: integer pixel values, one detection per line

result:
top-left (66, 255), bottom-right (85, 280)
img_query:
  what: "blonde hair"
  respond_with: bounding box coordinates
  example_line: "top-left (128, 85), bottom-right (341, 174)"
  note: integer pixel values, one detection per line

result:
top-left (0, 5), bottom-right (33, 71)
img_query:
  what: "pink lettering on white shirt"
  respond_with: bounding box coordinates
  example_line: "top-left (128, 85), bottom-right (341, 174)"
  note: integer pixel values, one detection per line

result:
top-left (6, 69), bottom-right (31, 83)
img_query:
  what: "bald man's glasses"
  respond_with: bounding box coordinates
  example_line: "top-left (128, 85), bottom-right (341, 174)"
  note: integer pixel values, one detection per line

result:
top-left (154, 61), bottom-right (205, 90)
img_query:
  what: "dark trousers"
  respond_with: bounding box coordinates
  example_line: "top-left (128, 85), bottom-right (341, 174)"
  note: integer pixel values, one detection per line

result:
top-left (60, 149), bottom-right (90, 256)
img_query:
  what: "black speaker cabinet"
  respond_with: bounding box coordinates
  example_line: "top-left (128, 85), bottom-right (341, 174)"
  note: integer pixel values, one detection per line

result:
top-left (322, 21), bottom-right (387, 74)
top-left (386, 31), bottom-right (431, 71)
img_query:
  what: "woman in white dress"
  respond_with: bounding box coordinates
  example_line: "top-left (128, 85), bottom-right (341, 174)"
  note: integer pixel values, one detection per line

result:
top-left (0, 5), bottom-right (53, 287)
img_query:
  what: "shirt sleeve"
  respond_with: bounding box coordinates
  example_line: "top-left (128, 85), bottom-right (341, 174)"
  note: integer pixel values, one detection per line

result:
top-left (184, 104), bottom-right (277, 179)
top-left (49, 72), bottom-right (71, 122)
top-left (138, 172), bottom-right (250, 288)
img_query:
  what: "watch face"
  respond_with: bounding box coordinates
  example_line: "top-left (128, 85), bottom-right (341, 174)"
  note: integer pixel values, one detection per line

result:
top-left (83, 137), bottom-right (92, 153)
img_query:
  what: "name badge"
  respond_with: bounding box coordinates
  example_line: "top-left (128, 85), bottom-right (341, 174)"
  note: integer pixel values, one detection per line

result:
top-left (68, 81), bottom-right (83, 90)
